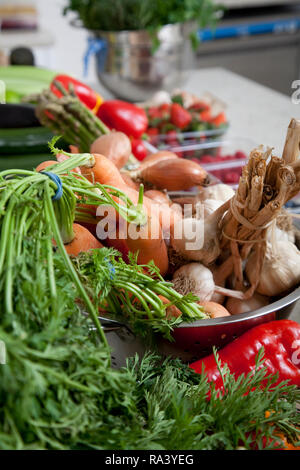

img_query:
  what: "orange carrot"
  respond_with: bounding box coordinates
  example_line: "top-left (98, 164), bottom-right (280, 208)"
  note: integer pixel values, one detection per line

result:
top-left (36, 160), bottom-right (58, 172)
top-left (144, 190), bottom-right (170, 205)
top-left (102, 211), bottom-right (169, 276)
top-left (64, 223), bottom-right (103, 256)
top-left (82, 153), bottom-right (181, 234)
top-left (121, 172), bottom-right (140, 190)
top-left (158, 295), bottom-right (182, 319)
top-left (125, 217), bottom-right (169, 276)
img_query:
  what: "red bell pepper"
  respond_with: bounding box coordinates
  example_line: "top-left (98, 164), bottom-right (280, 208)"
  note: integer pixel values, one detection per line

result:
top-left (189, 320), bottom-right (300, 389)
top-left (170, 103), bottom-right (192, 129)
top-left (50, 74), bottom-right (103, 114)
top-left (97, 100), bottom-right (148, 139)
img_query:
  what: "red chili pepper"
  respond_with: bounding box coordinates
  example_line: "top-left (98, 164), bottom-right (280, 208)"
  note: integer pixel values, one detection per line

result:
top-left (189, 320), bottom-right (300, 389)
top-left (131, 138), bottom-right (147, 161)
top-left (50, 74), bottom-right (103, 114)
top-left (170, 103), bottom-right (192, 129)
top-left (97, 100), bottom-right (148, 139)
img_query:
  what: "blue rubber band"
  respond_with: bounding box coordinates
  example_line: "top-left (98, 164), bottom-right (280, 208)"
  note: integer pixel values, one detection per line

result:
top-left (41, 171), bottom-right (63, 201)
top-left (107, 261), bottom-right (116, 280)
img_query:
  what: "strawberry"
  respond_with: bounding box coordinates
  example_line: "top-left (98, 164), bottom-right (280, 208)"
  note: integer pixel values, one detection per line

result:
top-left (170, 103), bottom-right (192, 129)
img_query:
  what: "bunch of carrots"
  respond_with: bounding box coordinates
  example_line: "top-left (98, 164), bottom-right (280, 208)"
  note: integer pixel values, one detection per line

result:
top-left (30, 83), bottom-right (210, 275)
top-left (36, 141), bottom-right (208, 278)
top-left (31, 85), bottom-right (231, 320)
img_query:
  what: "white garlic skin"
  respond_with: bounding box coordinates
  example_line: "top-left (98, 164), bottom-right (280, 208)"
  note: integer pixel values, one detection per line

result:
top-left (198, 184), bottom-right (235, 204)
top-left (172, 263), bottom-right (215, 301)
top-left (246, 241), bottom-right (300, 297)
top-left (202, 199), bottom-right (224, 218)
top-left (267, 226), bottom-right (295, 245)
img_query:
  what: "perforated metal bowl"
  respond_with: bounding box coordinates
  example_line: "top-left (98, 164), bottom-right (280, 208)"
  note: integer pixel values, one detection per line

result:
top-left (100, 286), bottom-right (300, 367)
top-left (158, 286), bottom-right (300, 362)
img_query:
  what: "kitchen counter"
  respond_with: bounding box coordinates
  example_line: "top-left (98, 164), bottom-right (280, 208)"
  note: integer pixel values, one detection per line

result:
top-left (93, 67), bottom-right (300, 155)
top-left (181, 67), bottom-right (300, 155)
top-left (93, 66), bottom-right (300, 321)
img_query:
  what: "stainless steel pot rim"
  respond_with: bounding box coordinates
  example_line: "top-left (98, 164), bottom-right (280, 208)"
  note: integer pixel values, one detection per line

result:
top-left (177, 285), bottom-right (300, 329)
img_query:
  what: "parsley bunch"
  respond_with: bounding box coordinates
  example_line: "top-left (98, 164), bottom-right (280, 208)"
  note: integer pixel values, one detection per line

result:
top-left (64, 0), bottom-right (222, 45)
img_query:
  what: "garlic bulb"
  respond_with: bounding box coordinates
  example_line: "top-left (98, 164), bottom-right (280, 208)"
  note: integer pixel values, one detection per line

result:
top-left (201, 199), bottom-right (224, 218)
top-left (172, 262), bottom-right (246, 302)
top-left (170, 203), bottom-right (227, 266)
top-left (245, 241), bottom-right (300, 297)
top-left (198, 184), bottom-right (235, 204)
top-left (226, 293), bottom-right (269, 315)
top-left (267, 225), bottom-right (295, 245)
top-left (172, 263), bottom-right (215, 301)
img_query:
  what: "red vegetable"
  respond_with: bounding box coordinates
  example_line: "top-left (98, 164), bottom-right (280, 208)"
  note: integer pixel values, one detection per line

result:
top-left (97, 100), bottom-right (148, 139)
top-left (189, 320), bottom-right (300, 389)
top-left (50, 74), bottom-right (103, 114)
top-left (188, 101), bottom-right (210, 112)
top-left (199, 109), bottom-right (212, 122)
top-left (210, 111), bottom-right (227, 126)
top-left (131, 138), bottom-right (147, 161)
top-left (170, 103), bottom-right (192, 129)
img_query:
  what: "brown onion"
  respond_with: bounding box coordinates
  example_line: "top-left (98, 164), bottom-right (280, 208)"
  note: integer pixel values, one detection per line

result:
top-left (142, 150), bottom-right (178, 166)
top-left (137, 158), bottom-right (209, 191)
top-left (90, 131), bottom-right (131, 169)
top-left (226, 293), bottom-right (269, 315)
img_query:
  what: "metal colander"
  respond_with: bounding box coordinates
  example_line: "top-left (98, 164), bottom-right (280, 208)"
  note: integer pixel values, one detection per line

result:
top-left (100, 285), bottom-right (300, 367)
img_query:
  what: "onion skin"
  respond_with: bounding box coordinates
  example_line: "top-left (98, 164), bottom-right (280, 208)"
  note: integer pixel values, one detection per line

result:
top-left (90, 131), bottom-right (131, 169)
top-left (226, 294), bottom-right (269, 315)
top-left (142, 150), bottom-right (178, 166)
top-left (198, 301), bottom-right (231, 318)
top-left (137, 158), bottom-right (209, 191)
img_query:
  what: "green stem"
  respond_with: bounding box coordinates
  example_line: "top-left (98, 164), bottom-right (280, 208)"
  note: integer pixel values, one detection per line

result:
top-left (44, 204), bottom-right (57, 303)
top-left (0, 198), bottom-right (16, 275)
top-left (114, 281), bottom-right (154, 317)
top-left (4, 211), bottom-right (15, 314)
top-left (43, 182), bottom-right (110, 357)
top-left (32, 361), bottom-right (95, 394)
